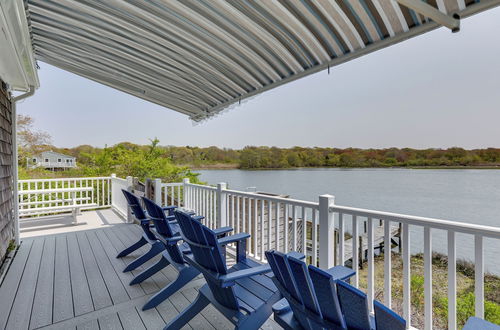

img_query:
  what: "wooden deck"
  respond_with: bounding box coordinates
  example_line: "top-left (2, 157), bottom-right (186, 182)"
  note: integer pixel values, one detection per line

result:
top-left (0, 209), bottom-right (280, 330)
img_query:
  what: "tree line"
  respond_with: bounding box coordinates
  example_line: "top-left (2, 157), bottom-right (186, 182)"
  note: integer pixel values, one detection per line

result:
top-left (18, 115), bottom-right (500, 177)
top-left (35, 144), bottom-right (500, 171)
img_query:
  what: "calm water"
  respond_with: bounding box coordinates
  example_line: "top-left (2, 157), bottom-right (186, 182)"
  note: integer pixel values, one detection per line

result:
top-left (197, 168), bottom-right (500, 274)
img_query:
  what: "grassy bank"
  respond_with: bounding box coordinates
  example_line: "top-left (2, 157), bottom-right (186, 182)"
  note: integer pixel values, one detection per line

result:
top-left (356, 253), bottom-right (500, 329)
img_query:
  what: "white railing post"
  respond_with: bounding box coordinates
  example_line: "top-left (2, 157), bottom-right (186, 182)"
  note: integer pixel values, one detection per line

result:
top-left (154, 178), bottom-right (162, 205)
top-left (110, 173), bottom-right (117, 208)
top-left (319, 194), bottom-right (335, 269)
top-left (183, 178), bottom-right (190, 208)
top-left (217, 182), bottom-right (227, 228)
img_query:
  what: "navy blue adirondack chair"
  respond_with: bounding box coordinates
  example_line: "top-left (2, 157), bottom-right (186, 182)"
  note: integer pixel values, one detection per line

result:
top-left (265, 250), bottom-right (354, 330)
top-left (117, 189), bottom-right (176, 272)
top-left (133, 197), bottom-right (234, 310)
top-left (164, 209), bottom-right (282, 330)
top-left (336, 278), bottom-right (406, 330)
top-left (463, 317), bottom-right (500, 329)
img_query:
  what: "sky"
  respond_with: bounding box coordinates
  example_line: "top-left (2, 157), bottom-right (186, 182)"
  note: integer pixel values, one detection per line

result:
top-left (17, 7), bottom-right (500, 150)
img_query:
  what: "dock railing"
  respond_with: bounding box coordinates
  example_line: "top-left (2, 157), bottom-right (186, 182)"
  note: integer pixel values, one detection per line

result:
top-left (16, 175), bottom-right (500, 329)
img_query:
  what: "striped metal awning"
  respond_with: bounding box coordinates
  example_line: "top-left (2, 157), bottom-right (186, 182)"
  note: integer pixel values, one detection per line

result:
top-left (27, 0), bottom-right (500, 121)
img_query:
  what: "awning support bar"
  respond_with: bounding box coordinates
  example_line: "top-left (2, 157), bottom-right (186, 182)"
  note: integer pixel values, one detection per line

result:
top-left (396, 0), bottom-right (460, 32)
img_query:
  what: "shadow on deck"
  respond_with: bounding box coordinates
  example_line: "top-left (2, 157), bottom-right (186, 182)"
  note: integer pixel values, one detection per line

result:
top-left (0, 209), bottom-right (280, 329)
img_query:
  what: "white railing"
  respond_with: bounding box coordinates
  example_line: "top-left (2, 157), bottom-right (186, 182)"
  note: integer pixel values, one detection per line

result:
top-left (18, 176), bottom-right (112, 218)
top-left (328, 204), bottom-right (500, 330)
top-left (177, 179), bottom-right (500, 330)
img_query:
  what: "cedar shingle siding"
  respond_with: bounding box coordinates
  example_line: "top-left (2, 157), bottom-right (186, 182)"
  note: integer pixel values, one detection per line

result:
top-left (0, 80), bottom-right (14, 262)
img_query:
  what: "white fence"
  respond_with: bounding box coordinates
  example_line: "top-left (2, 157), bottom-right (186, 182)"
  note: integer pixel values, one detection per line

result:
top-left (18, 176), bottom-right (112, 217)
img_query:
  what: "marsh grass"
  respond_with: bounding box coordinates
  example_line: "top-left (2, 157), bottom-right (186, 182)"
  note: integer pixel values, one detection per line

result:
top-left (356, 252), bottom-right (500, 329)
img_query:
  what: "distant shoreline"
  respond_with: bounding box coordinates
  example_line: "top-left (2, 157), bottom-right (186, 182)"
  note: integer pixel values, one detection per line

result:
top-left (188, 164), bottom-right (500, 170)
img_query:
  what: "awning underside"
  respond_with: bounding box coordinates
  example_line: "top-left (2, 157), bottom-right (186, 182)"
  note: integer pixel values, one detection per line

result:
top-left (27, 0), bottom-right (499, 121)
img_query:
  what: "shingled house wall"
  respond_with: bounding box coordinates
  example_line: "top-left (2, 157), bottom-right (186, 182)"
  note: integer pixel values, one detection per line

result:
top-left (0, 80), bottom-right (14, 262)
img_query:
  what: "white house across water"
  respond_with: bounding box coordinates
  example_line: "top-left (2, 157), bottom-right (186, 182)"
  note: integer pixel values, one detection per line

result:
top-left (27, 151), bottom-right (76, 170)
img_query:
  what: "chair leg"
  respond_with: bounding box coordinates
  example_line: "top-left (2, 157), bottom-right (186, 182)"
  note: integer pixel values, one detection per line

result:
top-left (130, 254), bottom-right (170, 285)
top-left (123, 241), bottom-right (164, 272)
top-left (163, 291), bottom-right (209, 330)
top-left (142, 266), bottom-right (200, 310)
top-left (116, 236), bottom-right (147, 258)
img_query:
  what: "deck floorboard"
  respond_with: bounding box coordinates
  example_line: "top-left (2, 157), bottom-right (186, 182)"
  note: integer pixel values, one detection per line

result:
top-left (0, 210), bottom-right (281, 329)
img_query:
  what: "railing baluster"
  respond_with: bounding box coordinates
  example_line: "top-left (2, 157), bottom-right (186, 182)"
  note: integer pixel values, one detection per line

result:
top-left (242, 197), bottom-right (246, 233)
top-left (253, 198), bottom-right (258, 256)
top-left (292, 205), bottom-right (297, 251)
top-left (339, 213), bottom-right (345, 266)
top-left (402, 222), bottom-right (411, 327)
top-left (424, 226), bottom-right (433, 329)
top-left (268, 201), bottom-right (272, 251)
top-left (352, 215), bottom-right (359, 287)
top-left (260, 199), bottom-right (265, 260)
top-left (384, 219), bottom-right (392, 308)
top-left (275, 202), bottom-right (280, 250)
top-left (448, 231), bottom-right (457, 330)
top-left (236, 196), bottom-right (240, 233)
top-left (312, 209), bottom-right (318, 265)
top-left (284, 204), bottom-right (289, 252)
top-left (302, 207), bottom-right (307, 255)
top-left (475, 235), bottom-right (484, 318)
top-left (367, 217), bottom-right (374, 313)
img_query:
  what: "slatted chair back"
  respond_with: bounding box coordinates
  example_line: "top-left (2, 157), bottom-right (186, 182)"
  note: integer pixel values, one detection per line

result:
top-left (122, 189), bottom-right (157, 241)
top-left (122, 189), bottom-right (146, 220)
top-left (175, 209), bottom-right (239, 310)
top-left (142, 197), bottom-right (184, 264)
top-left (307, 265), bottom-right (347, 329)
top-left (373, 300), bottom-right (406, 330)
top-left (265, 251), bottom-right (318, 329)
top-left (336, 280), bottom-right (372, 330)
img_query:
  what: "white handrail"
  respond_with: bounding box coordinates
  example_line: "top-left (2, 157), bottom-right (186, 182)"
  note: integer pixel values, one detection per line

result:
top-left (331, 205), bottom-right (500, 238)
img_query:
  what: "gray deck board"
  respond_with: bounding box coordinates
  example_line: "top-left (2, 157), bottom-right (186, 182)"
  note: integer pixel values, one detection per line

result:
top-left (30, 236), bottom-right (56, 329)
top-left (0, 211), bottom-right (281, 330)
top-left (6, 238), bottom-right (44, 330)
top-left (98, 312), bottom-right (122, 330)
top-left (77, 231), bottom-right (113, 310)
top-left (0, 239), bottom-right (33, 329)
top-left (86, 231), bottom-right (130, 305)
top-left (117, 307), bottom-right (145, 330)
top-left (67, 232), bottom-right (94, 317)
top-left (53, 235), bottom-right (75, 323)
top-left (94, 230), bottom-right (145, 299)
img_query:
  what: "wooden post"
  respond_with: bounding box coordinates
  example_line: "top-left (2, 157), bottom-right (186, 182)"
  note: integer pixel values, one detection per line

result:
top-left (154, 179), bottom-right (162, 205)
top-left (319, 194), bottom-right (335, 269)
top-left (145, 179), bottom-right (153, 199)
top-left (126, 176), bottom-right (133, 223)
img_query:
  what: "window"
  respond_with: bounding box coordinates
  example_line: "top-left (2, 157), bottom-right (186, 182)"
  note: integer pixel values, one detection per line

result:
top-left (32, 158), bottom-right (36, 163)
top-left (45, 158), bottom-right (49, 163)
top-left (58, 158), bottom-right (62, 162)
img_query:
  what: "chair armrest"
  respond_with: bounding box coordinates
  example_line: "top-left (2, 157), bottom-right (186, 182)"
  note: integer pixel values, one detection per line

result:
top-left (218, 264), bottom-right (271, 287)
top-left (162, 205), bottom-right (177, 211)
top-left (286, 251), bottom-right (305, 260)
top-left (192, 215), bottom-right (204, 222)
top-left (213, 226), bottom-right (233, 237)
top-left (165, 215), bottom-right (175, 221)
top-left (272, 298), bottom-right (291, 315)
top-left (164, 235), bottom-right (182, 244)
top-left (218, 233), bottom-right (250, 246)
top-left (324, 265), bottom-right (356, 281)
